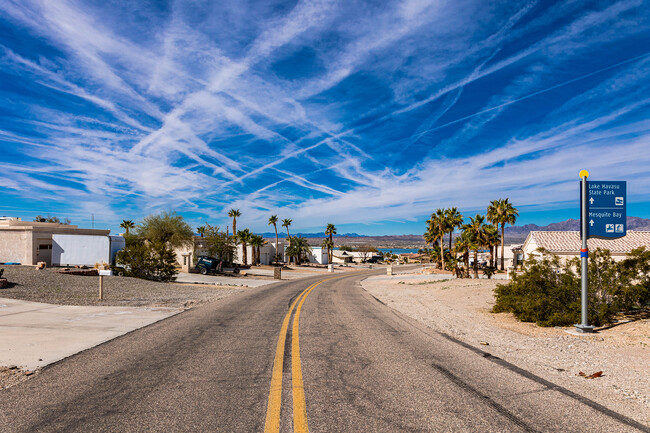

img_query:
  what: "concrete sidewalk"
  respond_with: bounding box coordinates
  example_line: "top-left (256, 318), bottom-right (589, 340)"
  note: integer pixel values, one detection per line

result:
top-left (0, 298), bottom-right (180, 371)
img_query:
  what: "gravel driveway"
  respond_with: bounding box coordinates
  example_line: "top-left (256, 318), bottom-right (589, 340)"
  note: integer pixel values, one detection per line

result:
top-left (0, 265), bottom-right (243, 308)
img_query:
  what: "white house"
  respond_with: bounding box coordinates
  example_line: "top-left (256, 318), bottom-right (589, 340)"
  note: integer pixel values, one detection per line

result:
top-left (52, 234), bottom-right (125, 267)
top-left (234, 241), bottom-right (285, 265)
top-left (0, 217), bottom-right (114, 266)
top-left (304, 247), bottom-right (328, 265)
top-left (522, 231), bottom-right (650, 263)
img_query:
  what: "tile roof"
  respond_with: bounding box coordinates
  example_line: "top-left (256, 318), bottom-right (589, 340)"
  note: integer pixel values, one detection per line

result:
top-left (528, 231), bottom-right (650, 253)
top-left (399, 253), bottom-right (424, 258)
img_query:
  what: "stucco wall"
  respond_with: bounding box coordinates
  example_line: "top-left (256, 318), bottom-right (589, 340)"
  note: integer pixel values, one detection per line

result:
top-left (0, 230), bottom-right (33, 265)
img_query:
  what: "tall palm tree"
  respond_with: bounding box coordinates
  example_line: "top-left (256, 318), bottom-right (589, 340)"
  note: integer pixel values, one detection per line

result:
top-left (484, 224), bottom-right (500, 268)
top-left (325, 223), bottom-right (337, 263)
top-left (462, 214), bottom-right (489, 278)
top-left (228, 209), bottom-right (241, 242)
top-left (268, 215), bottom-right (279, 262)
top-left (197, 226), bottom-right (206, 238)
top-left (486, 199), bottom-right (501, 269)
top-left (432, 209), bottom-right (448, 270)
top-left (488, 199), bottom-right (519, 270)
top-left (282, 218), bottom-right (292, 263)
top-left (445, 208), bottom-right (464, 251)
top-left (237, 229), bottom-right (251, 265)
top-left (120, 219), bottom-right (135, 236)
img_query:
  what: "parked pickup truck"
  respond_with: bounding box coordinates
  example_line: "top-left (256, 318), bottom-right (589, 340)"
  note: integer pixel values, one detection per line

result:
top-left (195, 256), bottom-right (224, 275)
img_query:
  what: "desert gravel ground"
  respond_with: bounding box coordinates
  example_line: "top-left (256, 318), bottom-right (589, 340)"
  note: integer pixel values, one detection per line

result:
top-left (0, 265), bottom-right (246, 390)
top-left (362, 273), bottom-right (650, 427)
top-left (0, 265), bottom-right (243, 308)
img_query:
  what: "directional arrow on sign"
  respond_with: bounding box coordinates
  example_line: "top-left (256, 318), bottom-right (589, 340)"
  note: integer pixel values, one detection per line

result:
top-left (590, 220), bottom-right (594, 226)
top-left (589, 197), bottom-right (594, 204)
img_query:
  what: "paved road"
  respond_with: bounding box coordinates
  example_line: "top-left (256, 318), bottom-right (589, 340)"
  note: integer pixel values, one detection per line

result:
top-left (1, 271), bottom-right (647, 432)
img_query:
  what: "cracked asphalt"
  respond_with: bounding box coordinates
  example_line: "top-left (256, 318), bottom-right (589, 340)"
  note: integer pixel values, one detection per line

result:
top-left (1, 270), bottom-right (646, 432)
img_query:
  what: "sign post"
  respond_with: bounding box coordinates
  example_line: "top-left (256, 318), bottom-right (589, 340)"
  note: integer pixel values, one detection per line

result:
top-left (576, 170), bottom-right (627, 333)
top-left (577, 170), bottom-right (592, 333)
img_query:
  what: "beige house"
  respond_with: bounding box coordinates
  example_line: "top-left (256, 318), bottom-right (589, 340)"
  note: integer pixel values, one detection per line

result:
top-left (398, 253), bottom-right (426, 263)
top-left (522, 231), bottom-right (650, 263)
top-left (0, 217), bottom-right (110, 266)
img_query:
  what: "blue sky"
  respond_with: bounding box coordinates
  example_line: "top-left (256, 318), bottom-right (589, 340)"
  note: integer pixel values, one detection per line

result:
top-left (1, 0), bottom-right (650, 235)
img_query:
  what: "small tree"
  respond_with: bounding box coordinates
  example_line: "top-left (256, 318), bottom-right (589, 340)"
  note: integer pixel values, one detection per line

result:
top-left (136, 211), bottom-right (193, 249)
top-left (203, 224), bottom-right (236, 263)
top-left (34, 215), bottom-right (71, 225)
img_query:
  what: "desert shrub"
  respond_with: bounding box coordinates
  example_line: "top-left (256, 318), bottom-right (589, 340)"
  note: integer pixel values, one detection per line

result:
top-left (116, 236), bottom-right (178, 282)
top-left (493, 254), bottom-right (580, 326)
top-left (493, 248), bottom-right (650, 327)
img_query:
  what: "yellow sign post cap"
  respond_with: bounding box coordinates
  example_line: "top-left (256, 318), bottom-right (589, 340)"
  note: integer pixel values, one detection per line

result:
top-left (579, 169), bottom-right (589, 179)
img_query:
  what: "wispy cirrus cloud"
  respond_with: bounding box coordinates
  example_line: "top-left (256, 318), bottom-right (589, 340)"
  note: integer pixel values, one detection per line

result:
top-left (1, 0), bottom-right (649, 232)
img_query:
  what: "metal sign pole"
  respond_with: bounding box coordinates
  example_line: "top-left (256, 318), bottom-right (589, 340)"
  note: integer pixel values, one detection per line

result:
top-left (577, 170), bottom-right (593, 333)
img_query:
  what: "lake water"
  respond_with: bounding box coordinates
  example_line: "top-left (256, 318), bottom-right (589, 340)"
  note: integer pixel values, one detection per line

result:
top-left (377, 248), bottom-right (419, 254)
top-left (332, 247), bottom-right (421, 255)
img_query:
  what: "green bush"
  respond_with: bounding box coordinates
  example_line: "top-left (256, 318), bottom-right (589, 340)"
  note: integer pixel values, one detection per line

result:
top-left (116, 236), bottom-right (178, 282)
top-left (493, 248), bottom-right (650, 327)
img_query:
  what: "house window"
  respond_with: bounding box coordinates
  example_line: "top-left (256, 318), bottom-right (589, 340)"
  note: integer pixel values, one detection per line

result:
top-left (39, 244), bottom-right (52, 250)
top-left (183, 256), bottom-right (187, 265)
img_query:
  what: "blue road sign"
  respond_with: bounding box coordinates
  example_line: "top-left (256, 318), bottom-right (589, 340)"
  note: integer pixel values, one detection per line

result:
top-left (582, 181), bottom-right (626, 239)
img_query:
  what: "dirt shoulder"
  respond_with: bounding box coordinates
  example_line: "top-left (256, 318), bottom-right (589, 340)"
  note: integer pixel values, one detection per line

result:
top-left (0, 265), bottom-right (244, 308)
top-left (361, 274), bottom-right (650, 426)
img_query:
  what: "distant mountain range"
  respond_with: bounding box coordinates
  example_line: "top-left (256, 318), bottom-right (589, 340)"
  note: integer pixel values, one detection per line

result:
top-left (503, 216), bottom-right (650, 243)
top-left (258, 217), bottom-right (650, 247)
top-left (258, 232), bottom-right (365, 238)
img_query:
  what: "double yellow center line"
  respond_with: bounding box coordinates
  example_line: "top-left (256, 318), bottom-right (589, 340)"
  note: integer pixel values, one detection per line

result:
top-left (263, 279), bottom-right (330, 433)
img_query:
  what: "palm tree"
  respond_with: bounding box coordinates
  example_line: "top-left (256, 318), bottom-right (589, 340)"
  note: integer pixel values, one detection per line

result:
top-left (197, 226), bottom-right (206, 238)
top-left (282, 218), bottom-right (292, 263)
top-left (287, 236), bottom-right (312, 265)
top-left (321, 238), bottom-right (333, 263)
top-left (423, 223), bottom-right (437, 248)
top-left (268, 215), bottom-right (280, 262)
top-left (431, 209), bottom-right (448, 270)
top-left (249, 234), bottom-right (266, 265)
top-left (486, 200), bottom-right (501, 269)
top-left (445, 208), bottom-right (464, 251)
top-left (120, 219), bottom-right (135, 236)
top-left (325, 223), bottom-right (337, 263)
top-left (488, 199), bottom-right (519, 270)
top-left (483, 224), bottom-right (500, 268)
top-left (453, 233), bottom-right (475, 278)
top-left (228, 209), bottom-right (241, 242)
top-left (237, 229), bottom-right (251, 265)
top-left (462, 214), bottom-right (489, 278)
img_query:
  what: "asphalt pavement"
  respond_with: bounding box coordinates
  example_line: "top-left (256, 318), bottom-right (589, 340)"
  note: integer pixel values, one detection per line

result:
top-left (1, 269), bottom-right (647, 432)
